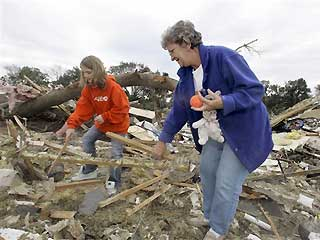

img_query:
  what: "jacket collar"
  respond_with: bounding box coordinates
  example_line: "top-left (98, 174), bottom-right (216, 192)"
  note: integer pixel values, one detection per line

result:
top-left (198, 44), bottom-right (209, 72)
top-left (177, 44), bottom-right (209, 79)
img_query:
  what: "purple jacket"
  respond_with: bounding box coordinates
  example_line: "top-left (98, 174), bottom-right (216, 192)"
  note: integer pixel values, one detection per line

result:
top-left (159, 44), bottom-right (273, 172)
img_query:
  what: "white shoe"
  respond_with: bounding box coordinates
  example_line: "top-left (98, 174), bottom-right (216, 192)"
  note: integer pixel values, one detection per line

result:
top-left (105, 180), bottom-right (117, 196)
top-left (71, 166), bottom-right (98, 181)
top-left (203, 229), bottom-right (224, 240)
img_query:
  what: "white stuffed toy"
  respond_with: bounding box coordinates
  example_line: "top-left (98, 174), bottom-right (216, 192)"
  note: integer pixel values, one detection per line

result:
top-left (192, 91), bottom-right (224, 145)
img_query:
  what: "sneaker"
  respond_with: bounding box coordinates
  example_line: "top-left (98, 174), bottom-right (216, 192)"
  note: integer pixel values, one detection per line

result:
top-left (71, 166), bottom-right (98, 181)
top-left (105, 180), bottom-right (117, 196)
top-left (203, 229), bottom-right (224, 240)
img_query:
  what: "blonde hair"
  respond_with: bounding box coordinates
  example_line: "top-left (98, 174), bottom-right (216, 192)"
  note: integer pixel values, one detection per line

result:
top-left (80, 55), bottom-right (106, 88)
top-left (161, 20), bottom-right (202, 49)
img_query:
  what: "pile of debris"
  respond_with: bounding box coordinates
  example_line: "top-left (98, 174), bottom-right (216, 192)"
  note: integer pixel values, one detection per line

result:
top-left (0, 77), bottom-right (320, 239)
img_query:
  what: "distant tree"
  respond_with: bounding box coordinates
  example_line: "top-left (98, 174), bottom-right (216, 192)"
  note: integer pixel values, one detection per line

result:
top-left (53, 67), bottom-right (80, 87)
top-left (262, 80), bottom-right (285, 114)
top-left (108, 62), bottom-right (170, 112)
top-left (2, 65), bottom-right (49, 86)
top-left (109, 62), bottom-right (152, 103)
top-left (315, 84), bottom-right (320, 96)
top-left (262, 78), bottom-right (311, 115)
top-left (1, 65), bottom-right (20, 84)
top-left (283, 78), bottom-right (311, 107)
top-left (49, 65), bottom-right (64, 82)
top-left (162, 72), bottom-right (169, 76)
top-left (108, 61), bottom-right (148, 75)
top-left (0, 76), bottom-right (8, 85)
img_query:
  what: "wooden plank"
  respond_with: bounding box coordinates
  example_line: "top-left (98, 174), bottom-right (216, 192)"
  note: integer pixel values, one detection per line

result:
top-left (126, 184), bottom-right (171, 217)
top-left (24, 75), bottom-right (45, 93)
top-left (99, 172), bottom-right (169, 208)
top-left (13, 115), bottom-right (30, 137)
top-left (128, 125), bottom-right (155, 141)
top-left (259, 203), bottom-right (282, 240)
top-left (6, 119), bottom-right (18, 142)
top-left (20, 151), bottom-right (168, 170)
top-left (105, 132), bottom-right (175, 161)
top-left (50, 210), bottom-right (76, 219)
top-left (271, 97), bottom-right (318, 127)
top-left (5, 119), bottom-right (47, 181)
top-left (106, 132), bottom-right (153, 152)
top-left (55, 179), bottom-right (104, 191)
top-left (47, 135), bottom-right (71, 175)
top-left (196, 183), bottom-right (203, 205)
top-left (129, 106), bottom-right (155, 120)
top-left (171, 182), bottom-right (196, 188)
top-left (44, 141), bottom-right (87, 157)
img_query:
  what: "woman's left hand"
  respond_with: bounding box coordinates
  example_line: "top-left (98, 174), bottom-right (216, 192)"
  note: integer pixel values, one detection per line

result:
top-left (191, 89), bottom-right (224, 112)
top-left (94, 115), bottom-right (104, 124)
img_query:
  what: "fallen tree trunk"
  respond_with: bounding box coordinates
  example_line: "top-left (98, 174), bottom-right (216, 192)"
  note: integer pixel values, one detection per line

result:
top-left (116, 72), bottom-right (177, 91)
top-left (10, 72), bottom-right (178, 118)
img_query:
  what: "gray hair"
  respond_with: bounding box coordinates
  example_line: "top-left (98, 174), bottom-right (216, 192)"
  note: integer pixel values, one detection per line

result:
top-left (161, 20), bottom-right (202, 49)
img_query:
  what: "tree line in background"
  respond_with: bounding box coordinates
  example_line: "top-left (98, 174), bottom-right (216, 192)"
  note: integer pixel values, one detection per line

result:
top-left (262, 78), bottom-right (314, 115)
top-left (0, 63), bottom-right (319, 116)
top-left (0, 62), bottom-right (170, 112)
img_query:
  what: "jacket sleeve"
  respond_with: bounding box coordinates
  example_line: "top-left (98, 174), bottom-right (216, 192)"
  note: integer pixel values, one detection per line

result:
top-left (159, 90), bottom-right (188, 143)
top-left (101, 86), bottom-right (129, 124)
top-left (221, 54), bottom-right (265, 116)
top-left (67, 88), bottom-right (95, 128)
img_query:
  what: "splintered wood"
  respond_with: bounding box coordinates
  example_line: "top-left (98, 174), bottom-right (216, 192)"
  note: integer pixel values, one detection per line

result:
top-left (105, 132), bottom-right (175, 161)
top-left (55, 179), bottom-right (104, 191)
top-left (259, 203), bottom-right (282, 240)
top-left (20, 151), bottom-right (167, 170)
top-left (47, 135), bottom-right (71, 175)
top-left (270, 97), bottom-right (318, 127)
top-left (50, 210), bottom-right (76, 219)
top-left (126, 184), bottom-right (172, 217)
top-left (13, 115), bottom-right (30, 137)
top-left (99, 172), bottom-right (169, 208)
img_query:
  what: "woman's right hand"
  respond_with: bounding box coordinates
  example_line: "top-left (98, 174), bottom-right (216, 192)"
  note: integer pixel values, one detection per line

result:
top-left (153, 141), bottom-right (167, 160)
top-left (55, 122), bottom-right (68, 137)
top-left (66, 128), bottom-right (75, 139)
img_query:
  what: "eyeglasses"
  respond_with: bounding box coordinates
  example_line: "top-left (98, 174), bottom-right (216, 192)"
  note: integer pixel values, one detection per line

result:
top-left (168, 48), bottom-right (176, 56)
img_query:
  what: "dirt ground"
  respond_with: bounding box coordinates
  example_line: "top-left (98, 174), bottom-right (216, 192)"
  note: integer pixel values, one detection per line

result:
top-left (0, 121), bottom-right (319, 240)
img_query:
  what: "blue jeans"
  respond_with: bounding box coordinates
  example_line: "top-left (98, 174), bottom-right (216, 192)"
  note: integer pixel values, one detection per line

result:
top-left (200, 139), bottom-right (249, 235)
top-left (82, 125), bottom-right (124, 185)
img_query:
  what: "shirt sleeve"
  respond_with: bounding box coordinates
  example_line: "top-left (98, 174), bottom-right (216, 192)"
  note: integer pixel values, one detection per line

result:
top-left (221, 54), bottom-right (265, 116)
top-left (67, 88), bottom-right (95, 128)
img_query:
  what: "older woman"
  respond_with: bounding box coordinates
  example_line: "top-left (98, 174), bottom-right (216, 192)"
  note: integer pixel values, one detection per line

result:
top-left (153, 20), bottom-right (273, 239)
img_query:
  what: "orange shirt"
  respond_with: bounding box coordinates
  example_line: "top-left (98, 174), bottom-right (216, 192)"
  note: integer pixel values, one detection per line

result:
top-left (67, 75), bottom-right (130, 133)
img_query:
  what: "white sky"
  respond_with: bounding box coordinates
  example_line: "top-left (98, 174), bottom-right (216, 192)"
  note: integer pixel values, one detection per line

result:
top-left (1, 0), bottom-right (319, 92)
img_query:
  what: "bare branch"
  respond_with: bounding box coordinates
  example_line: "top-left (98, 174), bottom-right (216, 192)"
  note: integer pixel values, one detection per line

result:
top-left (235, 39), bottom-right (261, 55)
